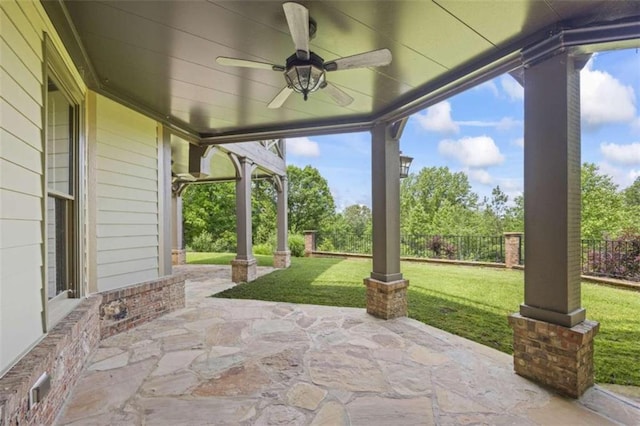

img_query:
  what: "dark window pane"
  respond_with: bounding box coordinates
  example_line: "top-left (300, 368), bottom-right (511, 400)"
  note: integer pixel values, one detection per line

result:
top-left (47, 78), bottom-right (73, 195)
top-left (47, 196), bottom-right (68, 298)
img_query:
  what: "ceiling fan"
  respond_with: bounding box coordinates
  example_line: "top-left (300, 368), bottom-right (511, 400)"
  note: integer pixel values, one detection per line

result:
top-left (216, 2), bottom-right (392, 109)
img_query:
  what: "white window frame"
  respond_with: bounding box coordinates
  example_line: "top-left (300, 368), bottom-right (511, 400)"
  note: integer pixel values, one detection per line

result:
top-left (42, 33), bottom-right (85, 330)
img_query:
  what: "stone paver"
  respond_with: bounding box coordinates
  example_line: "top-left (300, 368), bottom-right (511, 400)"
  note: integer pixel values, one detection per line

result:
top-left (55, 264), bottom-right (640, 425)
top-left (286, 382), bottom-right (327, 410)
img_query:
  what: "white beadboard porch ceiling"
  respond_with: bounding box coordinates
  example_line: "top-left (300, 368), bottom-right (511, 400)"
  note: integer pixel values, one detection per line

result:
top-left (47, 1), bottom-right (640, 143)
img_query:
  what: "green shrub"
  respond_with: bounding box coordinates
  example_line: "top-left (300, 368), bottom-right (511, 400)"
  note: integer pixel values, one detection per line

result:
top-left (253, 243), bottom-right (273, 255)
top-left (190, 230), bottom-right (215, 252)
top-left (289, 234), bottom-right (305, 257)
top-left (211, 230), bottom-right (237, 253)
top-left (317, 239), bottom-right (335, 252)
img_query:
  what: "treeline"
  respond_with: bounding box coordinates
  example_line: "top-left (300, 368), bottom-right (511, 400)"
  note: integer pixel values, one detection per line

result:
top-left (182, 163), bottom-right (640, 253)
top-left (183, 165), bottom-right (336, 255)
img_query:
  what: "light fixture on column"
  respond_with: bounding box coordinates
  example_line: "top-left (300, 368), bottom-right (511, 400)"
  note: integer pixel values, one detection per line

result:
top-left (399, 152), bottom-right (413, 179)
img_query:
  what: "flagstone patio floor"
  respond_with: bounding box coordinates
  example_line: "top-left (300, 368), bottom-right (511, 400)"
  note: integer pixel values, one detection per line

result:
top-left (56, 265), bottom-right (640, 425)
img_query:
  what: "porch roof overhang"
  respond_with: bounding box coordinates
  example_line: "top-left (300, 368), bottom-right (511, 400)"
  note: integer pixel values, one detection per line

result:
top-left (44, 1), bottom-right (640, 145)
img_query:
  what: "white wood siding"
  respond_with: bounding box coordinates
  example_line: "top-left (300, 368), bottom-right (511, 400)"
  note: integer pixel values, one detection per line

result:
top-left (95, 95), bottom-right (160, 291)
top-left (0, 0), bottom-right (84, 373)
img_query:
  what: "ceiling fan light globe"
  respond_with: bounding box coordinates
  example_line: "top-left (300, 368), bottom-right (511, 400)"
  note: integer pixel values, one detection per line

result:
top-left (284, 51), bottom-right (326, 100)
top-left (285, 64), bottom-right (325, 97)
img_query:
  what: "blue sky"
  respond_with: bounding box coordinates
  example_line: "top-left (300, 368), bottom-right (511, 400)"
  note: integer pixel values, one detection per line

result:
top-left (286, 48), bottom-right (640, 211)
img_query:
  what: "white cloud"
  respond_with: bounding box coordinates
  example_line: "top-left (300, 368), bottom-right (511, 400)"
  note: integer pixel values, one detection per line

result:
top-left (466, 168), bottom-right (493, 185)
top-left (496, 117), bottom-right (522, 131)
top-left (581, 60), bottom-right (636, 128)
top-left (438, 136), bottom-right (505, 168)
top-left (600, 142), bottom-right (640, 166)
top-left (474, 80), bottom-right (499, 97)
top-left (287, 137), bottom-right (320, 157)
top-left (498, 178), bottom-right (523, 193)
top-left (416, 101), bottom-right (459, 134)
top-left (457, 117), bottom-right (522, 131)
top-left (513, 137), bottom-right (524, 148)
top-left (497, 178), bottom-right (524, 202)
top-left (597, 161), bottom-right (639, 189)
top-left (500, 75), bottom-right (524, 101)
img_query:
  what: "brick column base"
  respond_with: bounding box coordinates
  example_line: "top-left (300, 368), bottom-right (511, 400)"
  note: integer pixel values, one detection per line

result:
top-left (231, 258), bottom-right (257, 283)
top-left (508, 313), bottom-right (599, 398)
top-left (273, 250), bottom-right (291, 269)
top-left (172, 249), bottom-right (186, 265)
top-left (364, 277), bottom-right (409, 319)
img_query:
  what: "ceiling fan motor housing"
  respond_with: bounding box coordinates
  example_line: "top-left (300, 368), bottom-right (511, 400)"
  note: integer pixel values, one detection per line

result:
top-left (284, 52), bottom-right (326, 100)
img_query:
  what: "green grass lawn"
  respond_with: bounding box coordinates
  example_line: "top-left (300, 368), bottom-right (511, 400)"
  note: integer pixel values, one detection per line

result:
top-left (188, 253), bottom-right (640, 386)
top-left (187, 252), bottom-right (274, 267)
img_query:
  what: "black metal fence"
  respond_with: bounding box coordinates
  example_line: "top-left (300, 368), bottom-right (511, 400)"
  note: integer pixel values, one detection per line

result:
top-left (581, 239), bottom-right (640, 281)
top-left (401, 234), bottom-right (504, 262)
top-left (318, 232), bottom-right (505, 263)
top-left (316, 232), bottom-right (372, 255)
top-left (316, 231), bottom-right (640, 282)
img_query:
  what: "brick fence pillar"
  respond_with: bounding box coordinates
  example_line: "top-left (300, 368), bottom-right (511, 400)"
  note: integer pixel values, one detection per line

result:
top-left (504, 232), bottom-right (523, 268)
top-left (304, 230), bottom-right (316, 257)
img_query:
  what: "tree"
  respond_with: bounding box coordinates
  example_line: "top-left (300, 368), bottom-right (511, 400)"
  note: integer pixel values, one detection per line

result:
top-left (182, 179), bottom-right (280, 251)
top-left (252, 179), bottom-right (277, 245)
top-left (504, 195), bottom-right (524, 233)
top-left (581, 163), bottom-right (626, 240)
top-left (624, 177), bottom-right (640, 207)
top-left (489, 185), bottom-right (509, 220)
top-left (342, 204), bottom-right (372, 238)
top-left (182, 182), bottom-right (236, 250)
top-left (400, 166), bottom-right (478, 235)
top-left (182, 165), bottom-right (338, 251)
top-left (287, 165), bottom-right (336, 233)
top-left (480, 185), bottom-right (510, 235)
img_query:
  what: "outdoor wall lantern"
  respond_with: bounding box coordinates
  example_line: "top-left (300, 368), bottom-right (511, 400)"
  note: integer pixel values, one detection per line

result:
top-left (399, 152), bottom-right (413, 179)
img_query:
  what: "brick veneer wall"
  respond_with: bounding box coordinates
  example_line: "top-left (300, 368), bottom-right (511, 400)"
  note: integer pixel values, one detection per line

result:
top-left (0, 274), bottom-right (186, 425)
top-left (0, 296), bottom-right (101, 426)
top-left (364, 277), bottom-right (409, 319)
top-left (508, 313), bottom-right (599, 398)
top-left (100, 274), bottom-right (185, 338)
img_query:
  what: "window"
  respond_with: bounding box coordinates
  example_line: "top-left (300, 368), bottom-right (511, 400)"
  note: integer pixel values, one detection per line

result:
top-left (46, 77), bottom-right (78, 300)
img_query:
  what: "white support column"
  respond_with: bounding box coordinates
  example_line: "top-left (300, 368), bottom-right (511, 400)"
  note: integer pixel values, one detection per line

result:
top-left (158, 126), bottom-right (172, 275)
top-left (274, 175), bottom-right (291, 268)
top-left (171, 190), bottom-right (186, 265)
top-left (232, 157), bottom-right (257, 282)
top-left (364, 120), bottom-right (409, 319)
top-left (508, 51), bottom-right (598, 398)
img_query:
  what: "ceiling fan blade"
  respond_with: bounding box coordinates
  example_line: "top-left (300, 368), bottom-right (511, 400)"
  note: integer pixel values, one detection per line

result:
top-left (283, 2), bottom-right (310, 60)
top-left (322, 82), bottom-right (354, 107)
top-left (324, 48), bottom-right (392, 72)
top-left (268, 86), bottom-right (294, 109)
top-left (217, 56), bottom-right (284, 71)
